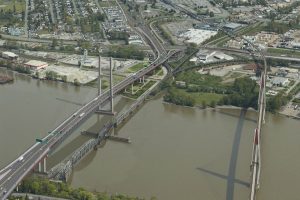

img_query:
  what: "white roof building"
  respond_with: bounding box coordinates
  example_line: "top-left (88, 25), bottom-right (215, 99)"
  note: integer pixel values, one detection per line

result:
top-left (292, 42), bottom-right (300, 49)
top-left (179, 29), bottom-right (217, 45)
top-left (272, 77), bottom-right (290, 87)
top-left (2, 51), bottom-right (18, 59)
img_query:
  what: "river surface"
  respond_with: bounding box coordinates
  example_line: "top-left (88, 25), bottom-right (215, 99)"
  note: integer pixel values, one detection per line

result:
top-left (0, 70), bottom-right (299, 200)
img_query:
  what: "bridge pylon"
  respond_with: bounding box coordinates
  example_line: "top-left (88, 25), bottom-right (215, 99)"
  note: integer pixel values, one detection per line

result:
top-left (98, 54), bottom-right (102, 97)
top-left (95, 57), bottom-right (116, 116)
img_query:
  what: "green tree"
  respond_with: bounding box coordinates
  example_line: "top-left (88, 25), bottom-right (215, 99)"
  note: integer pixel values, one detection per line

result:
top-left (210, 100), bottom-right (216, 108)
top-left (51, 39), bottom-right (58, 47)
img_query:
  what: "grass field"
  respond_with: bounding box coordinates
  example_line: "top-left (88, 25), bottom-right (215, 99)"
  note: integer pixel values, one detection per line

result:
top-left (123, 80), bottom-right (156, 99)
top-left (267, 48), bottom-right (300, 57)
top-left (0, 0), bottom-right (25, 13)
top-left (126, 62), bottom-right (147, 73)
top-left (172, 88), bottom-right (223, 105)
top-left (156, 68), bottom-right (163, 76)
top-left (98, 0), bottom-right (117, 7)
top-left (84, 75), bottom-right (125, 88)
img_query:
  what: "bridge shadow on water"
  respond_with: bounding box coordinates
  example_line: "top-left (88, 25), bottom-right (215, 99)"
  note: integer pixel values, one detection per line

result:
top-left (197, 108), bottom-right (250, 200)
top-left (217, 108), bottom-right (257, 123)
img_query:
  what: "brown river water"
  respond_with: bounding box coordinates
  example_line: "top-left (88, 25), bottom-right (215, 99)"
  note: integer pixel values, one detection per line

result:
top-left (0, 69), bottom-right (299, 200)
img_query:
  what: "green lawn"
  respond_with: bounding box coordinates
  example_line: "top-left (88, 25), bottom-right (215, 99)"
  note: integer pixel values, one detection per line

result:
top-left (0, 0), bottom-right (25, 12)
top-left (156, 68), bottom-right (164, 76)
top-left (98, 0), bottom-right (117, 7)
top-left (172, 88), bottom-right (223, 105)
top-left (188, 92), bottom-right (223, 105)
top-left (84, 75), bottom-right (124, 88)
top-left (123, 80), bottom-right (156, 99)
top-left (126, 62), bottom-right (147, 73)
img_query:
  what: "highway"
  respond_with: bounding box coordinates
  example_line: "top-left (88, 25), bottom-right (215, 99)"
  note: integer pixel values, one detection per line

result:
top-left (0, 51), bottom-right (174, 200)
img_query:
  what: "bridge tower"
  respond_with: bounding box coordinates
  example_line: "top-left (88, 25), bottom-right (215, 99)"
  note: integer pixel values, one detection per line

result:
top-left (110, 57), bottom-right (114, 113)
top-left (95, 57), bottom-right (115, 115)
top-left (98, 54), bottom-right (102, 97)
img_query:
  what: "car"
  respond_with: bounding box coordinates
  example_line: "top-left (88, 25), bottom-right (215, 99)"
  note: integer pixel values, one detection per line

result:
top-left (18, 156), bottom-right (24, 162)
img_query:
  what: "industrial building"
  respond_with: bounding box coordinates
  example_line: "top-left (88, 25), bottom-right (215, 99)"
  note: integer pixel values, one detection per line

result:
top-left (179, 29), bottom-right (217, 45)
top-left (292, 42), bottom-right (300, 49)
top-left (24, 60), bottom-right (48, 70)
top-left (223, 23), bottom-right (242, 32)
top-left (271, 77), bottom-right (290, 87)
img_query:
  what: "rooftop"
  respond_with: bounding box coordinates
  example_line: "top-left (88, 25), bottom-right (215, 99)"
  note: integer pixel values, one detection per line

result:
top-left (2, 51), bottom-right (18, 57)
top-left (25, 60), bottom-right (48, 67)
top-left (272, 77), bottom-right (289, 85)
top-left (223, 23), bottom-right (242, 30)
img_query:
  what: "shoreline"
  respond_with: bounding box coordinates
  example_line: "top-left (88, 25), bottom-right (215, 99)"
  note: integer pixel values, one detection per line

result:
top-left (0, 75), bottom-right (13, 84)
top-left (163, 101), bottom-right (300, 120)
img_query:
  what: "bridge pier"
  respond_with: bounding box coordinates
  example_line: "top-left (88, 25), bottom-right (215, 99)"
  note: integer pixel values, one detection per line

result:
top-left (131, 83), bottom-right (134, 95)
top-left (43, 158), bottom-right (47, 173)
top-left (38, 162), bottom-right (42, 172)
top-left (37, 157), bottom-right (47, 173)
top-left (139, 76), bottom-right (145, 85)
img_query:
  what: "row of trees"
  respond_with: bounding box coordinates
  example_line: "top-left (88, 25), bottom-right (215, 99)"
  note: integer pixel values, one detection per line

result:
top-left (17, 177), bottom-right (148, 200)
top-left (107, 31), bottom-right (129, 43)
top-left (219, 77), bottom-right (259, 108)
top-left (164, 88), bottom-right (196, 107)
top-left (163, 72), bottom-right (260, 109)
top-left (107, 45), bottom-right (145, 60)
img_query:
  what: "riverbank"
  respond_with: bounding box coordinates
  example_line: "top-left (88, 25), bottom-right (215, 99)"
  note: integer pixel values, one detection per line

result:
top-left (16, 177), bottom-right (146, 200)
top-left (163, 100), bottom-right (300, 120)
top-left (0, 74), bottom-right (13, 84)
